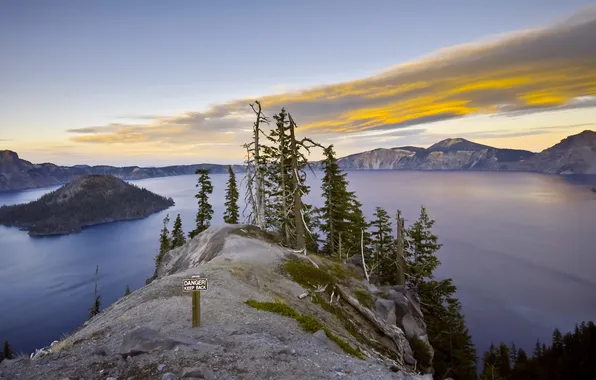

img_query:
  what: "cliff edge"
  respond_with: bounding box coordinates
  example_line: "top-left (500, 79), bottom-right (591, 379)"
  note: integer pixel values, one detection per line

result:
top-left (0, 225), bottom-right (433, 380)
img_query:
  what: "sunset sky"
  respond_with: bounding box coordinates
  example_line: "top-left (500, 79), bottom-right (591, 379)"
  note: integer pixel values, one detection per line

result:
top-left (1, 0), bottom-right (595, 166)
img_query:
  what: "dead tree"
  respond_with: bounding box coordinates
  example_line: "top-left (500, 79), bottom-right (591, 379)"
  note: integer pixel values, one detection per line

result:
top-left (395, 210), bottom-right (406, 286)
top-left (242, 101), bottom-right (269, 229)
top-left (287, 112), bottom-right (324, 252)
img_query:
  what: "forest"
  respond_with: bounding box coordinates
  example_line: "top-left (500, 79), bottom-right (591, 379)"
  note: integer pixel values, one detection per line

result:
top-left (0, 174), bottom-right (174, 235)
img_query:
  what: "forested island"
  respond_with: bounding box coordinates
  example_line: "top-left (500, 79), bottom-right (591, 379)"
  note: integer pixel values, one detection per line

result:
top-left (0, 174), bottom-right (174, 236)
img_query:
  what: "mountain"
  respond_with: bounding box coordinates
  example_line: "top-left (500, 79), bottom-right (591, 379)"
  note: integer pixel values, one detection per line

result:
top-left (0, 174), bottom-right (174, 236)
top-left (0, 150), bottom-right (245, 192)
top-left (1, 225), bottom-right (431, 380)
top-left (518, 130), bottom-right (596, 174)
top-left (324, 131), bottom-right (595, 173)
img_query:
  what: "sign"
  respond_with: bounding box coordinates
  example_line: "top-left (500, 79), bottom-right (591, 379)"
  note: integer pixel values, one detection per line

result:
top-left (183, 277), bottom-right (208, 292)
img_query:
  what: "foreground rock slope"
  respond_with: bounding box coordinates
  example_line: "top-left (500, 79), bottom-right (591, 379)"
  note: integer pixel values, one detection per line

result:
top-left (0, 225), bottom-right (433, 380)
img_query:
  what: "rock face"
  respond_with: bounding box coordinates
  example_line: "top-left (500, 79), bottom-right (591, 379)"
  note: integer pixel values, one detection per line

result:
top-left (2, 225), bottom-right (431, 380)
top-left (0, 174), bottom-right (174, 236)
top-left (312, 130), bottom-right (596, 174)
top-left (0, 149), bottom-right (245, 192)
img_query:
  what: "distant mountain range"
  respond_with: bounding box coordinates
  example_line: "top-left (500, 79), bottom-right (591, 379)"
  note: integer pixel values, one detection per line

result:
top-left (311, 130), bottom-right (596, 174)
top-left (1, 130), bottom-right (595, 192)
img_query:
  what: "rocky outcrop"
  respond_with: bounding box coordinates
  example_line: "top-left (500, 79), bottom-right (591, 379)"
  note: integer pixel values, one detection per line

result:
top-left (2, 225), bottom-right (433, 380)
top-left (0, 150), bottom-right (245, 192)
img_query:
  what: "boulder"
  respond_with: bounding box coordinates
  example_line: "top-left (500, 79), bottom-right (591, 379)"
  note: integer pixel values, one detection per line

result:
top-left (375, 299), bottom-right (397, 325)
top-left (401, 314), bottom-right (426, 340)
top-left (119, 327), bottom-right (197, 357)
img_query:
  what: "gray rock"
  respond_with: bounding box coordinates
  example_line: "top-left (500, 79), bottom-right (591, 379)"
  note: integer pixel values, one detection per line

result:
top-left (162, 373), bottom-right (178, 380)
top-left (390, 285), bottom-right (406, 295)
top-left (158, 363), bottom-right (166, 371)
top-left (405, 290), bottom-right (423, 318)
top-left (119, 327), bottom-right (197, 357)
top-left (107, 377), bottom-right (117, 380)
top-left (402, 314), bottom-right (425, 340)
top-left (181, 366), bottom-right (215, 379)
top-left (366, 283), bottom-right (381, 295)
top-left (93, 348), bottom-right (107, 356)
top-left (386, 290), bottom-right (409, 318)
top-left (310, 330), bottom-right (343, 355)
top-left (375, 298), bottom-right (397, 325)
top-left (347, 255), bottom-right (363, 267)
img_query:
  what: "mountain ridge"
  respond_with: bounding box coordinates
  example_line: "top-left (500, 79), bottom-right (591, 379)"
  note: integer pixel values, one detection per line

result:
top-left (1, 130), bottom-right (595, 191)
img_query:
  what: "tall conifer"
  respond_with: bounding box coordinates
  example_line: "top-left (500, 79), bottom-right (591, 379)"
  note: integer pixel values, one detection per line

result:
top-left (170, 214), bottom-right (186, 248)
top-left (223, 165), bottom-right (239, 224)
top-left (189, 169), bottom-right (214, 238)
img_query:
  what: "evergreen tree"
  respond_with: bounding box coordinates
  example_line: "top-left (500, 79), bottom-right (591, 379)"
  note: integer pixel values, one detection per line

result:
top-left (3, 340), bottom-right (12, 360)
top-left (124, 284), bottom-right (131, 296)
top-left (404, 206), bottom-right (442, 289)
top-left (189, 169), bottom-right (214, 238)
top-left (150, 214), bottom-right (171, 282)
top-left (404, 207), bottom-right (477, 380)
top-left (88, 265), bottom-right (101, 319)
top-left (170, 214), bottom-right (186, 248)
top-left (223, 165), bottom-right (240, 224)
top-left (318, 144), bottom-right (357, 259)
top-left (370, 207), bottom-right (395, 285)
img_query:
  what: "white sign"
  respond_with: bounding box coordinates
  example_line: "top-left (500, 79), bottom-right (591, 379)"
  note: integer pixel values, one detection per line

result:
top-left (183, 278), bottom-right (208, 292)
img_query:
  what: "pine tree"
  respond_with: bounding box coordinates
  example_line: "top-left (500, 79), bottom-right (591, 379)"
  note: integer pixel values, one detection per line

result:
top-left (318, 144), bottom-right (356, 259)
top-left (88, 265), bottom-right (101, 319)
top-left (124, 285), bottom-right (131, 296)
top-left (189, 169), bottom-right (213, 238)
top-left (404, 206), bottom-right (442, 289)
top-left (3, 340), bottom-right (12, 360)
top-left (404, 207), bottom-right (477, 380)
top-left (370, 207), bottom-right (395, 285)
top-left (150, 214), bottom-right (171, 282)
top-left (170, 214), bottom-right (186, 248)
top-left (223, 165), bottom-right (239, 224)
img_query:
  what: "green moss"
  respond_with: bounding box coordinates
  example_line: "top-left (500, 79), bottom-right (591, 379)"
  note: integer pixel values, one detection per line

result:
top-left (353, 289), bottom-right (375, 309)
top-left (410, 337), bottom-right (433, 369)
top-left (244, 299), bottom-right (363, 359)
top-left (245, 300), bottom-right (298, 318)
top-left (283, 260), bottom-right (335, 290)
top-left (296, 314), bottom-right (324, 333)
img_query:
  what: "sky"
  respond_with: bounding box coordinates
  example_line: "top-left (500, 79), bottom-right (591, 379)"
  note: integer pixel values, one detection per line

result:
top-left (1, 0), bottom-right (595, 166)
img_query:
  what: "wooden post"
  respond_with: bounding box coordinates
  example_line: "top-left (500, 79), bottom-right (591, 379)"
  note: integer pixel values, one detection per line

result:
top-left (192, 290), bottom-right (201, 327)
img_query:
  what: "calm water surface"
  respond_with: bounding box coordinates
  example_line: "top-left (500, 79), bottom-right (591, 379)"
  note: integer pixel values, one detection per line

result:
top-left (0, 171), bottom-right (595, 358)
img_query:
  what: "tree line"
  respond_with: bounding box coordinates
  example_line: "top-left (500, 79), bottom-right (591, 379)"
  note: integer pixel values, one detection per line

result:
top-left (480, 321), bottom-right (596, 380)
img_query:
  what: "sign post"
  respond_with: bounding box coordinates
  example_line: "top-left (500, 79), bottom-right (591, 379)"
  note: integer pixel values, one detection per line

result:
top-left (183, 276), bottom-right (208, 327)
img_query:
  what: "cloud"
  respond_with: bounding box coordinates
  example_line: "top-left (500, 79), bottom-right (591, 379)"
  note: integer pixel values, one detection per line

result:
top-left (68, 7), bottom-right (596, 149)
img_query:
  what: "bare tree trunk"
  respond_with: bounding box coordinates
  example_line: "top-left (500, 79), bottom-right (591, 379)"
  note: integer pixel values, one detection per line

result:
top-left (338, 232), bottom-right (342, 261)
top-left (289, 114), bottom-right (305, 251)
top-left (251, 101), bottom-right (266, 230)
top-left (395, 210), bottom-right (406, 286)
top-left (361, 228), bottom-right (369, 282)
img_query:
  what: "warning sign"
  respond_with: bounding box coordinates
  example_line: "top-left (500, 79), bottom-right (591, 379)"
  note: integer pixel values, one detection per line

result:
top-left (182, 278), bottom-right (208, 292)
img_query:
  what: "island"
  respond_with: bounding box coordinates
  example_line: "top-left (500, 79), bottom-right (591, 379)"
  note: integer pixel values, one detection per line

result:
top-left (0, 174), bottom-right (174, 236)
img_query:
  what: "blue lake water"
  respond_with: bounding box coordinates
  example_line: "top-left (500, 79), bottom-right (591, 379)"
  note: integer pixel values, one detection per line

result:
top-left (0, 171), bottom-right (595, 359)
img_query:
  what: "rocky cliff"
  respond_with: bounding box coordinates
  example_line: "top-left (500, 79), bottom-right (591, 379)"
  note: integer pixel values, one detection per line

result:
top-left (0, 150), bottom-right (245, 192)
top-left (0, 225), bottom-right (434, 380)
top-left (313, 130), bottom-right (595, 174)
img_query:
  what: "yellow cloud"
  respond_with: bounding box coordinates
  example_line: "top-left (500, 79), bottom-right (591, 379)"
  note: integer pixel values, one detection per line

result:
top-left (66, 8), bottom-right (596, 153)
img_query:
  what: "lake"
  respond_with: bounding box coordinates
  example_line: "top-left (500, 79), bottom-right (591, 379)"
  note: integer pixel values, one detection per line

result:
top-left (0, 171), bottom-right (595, 360)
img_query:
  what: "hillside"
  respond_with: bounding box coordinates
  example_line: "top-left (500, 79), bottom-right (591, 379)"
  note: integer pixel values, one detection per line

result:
top-left (0, 150), bottom-right (245, 192)
top-left (0, 225), bottom-right (433, 380)
top-left (0, 175), bottom-right (174, 236)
